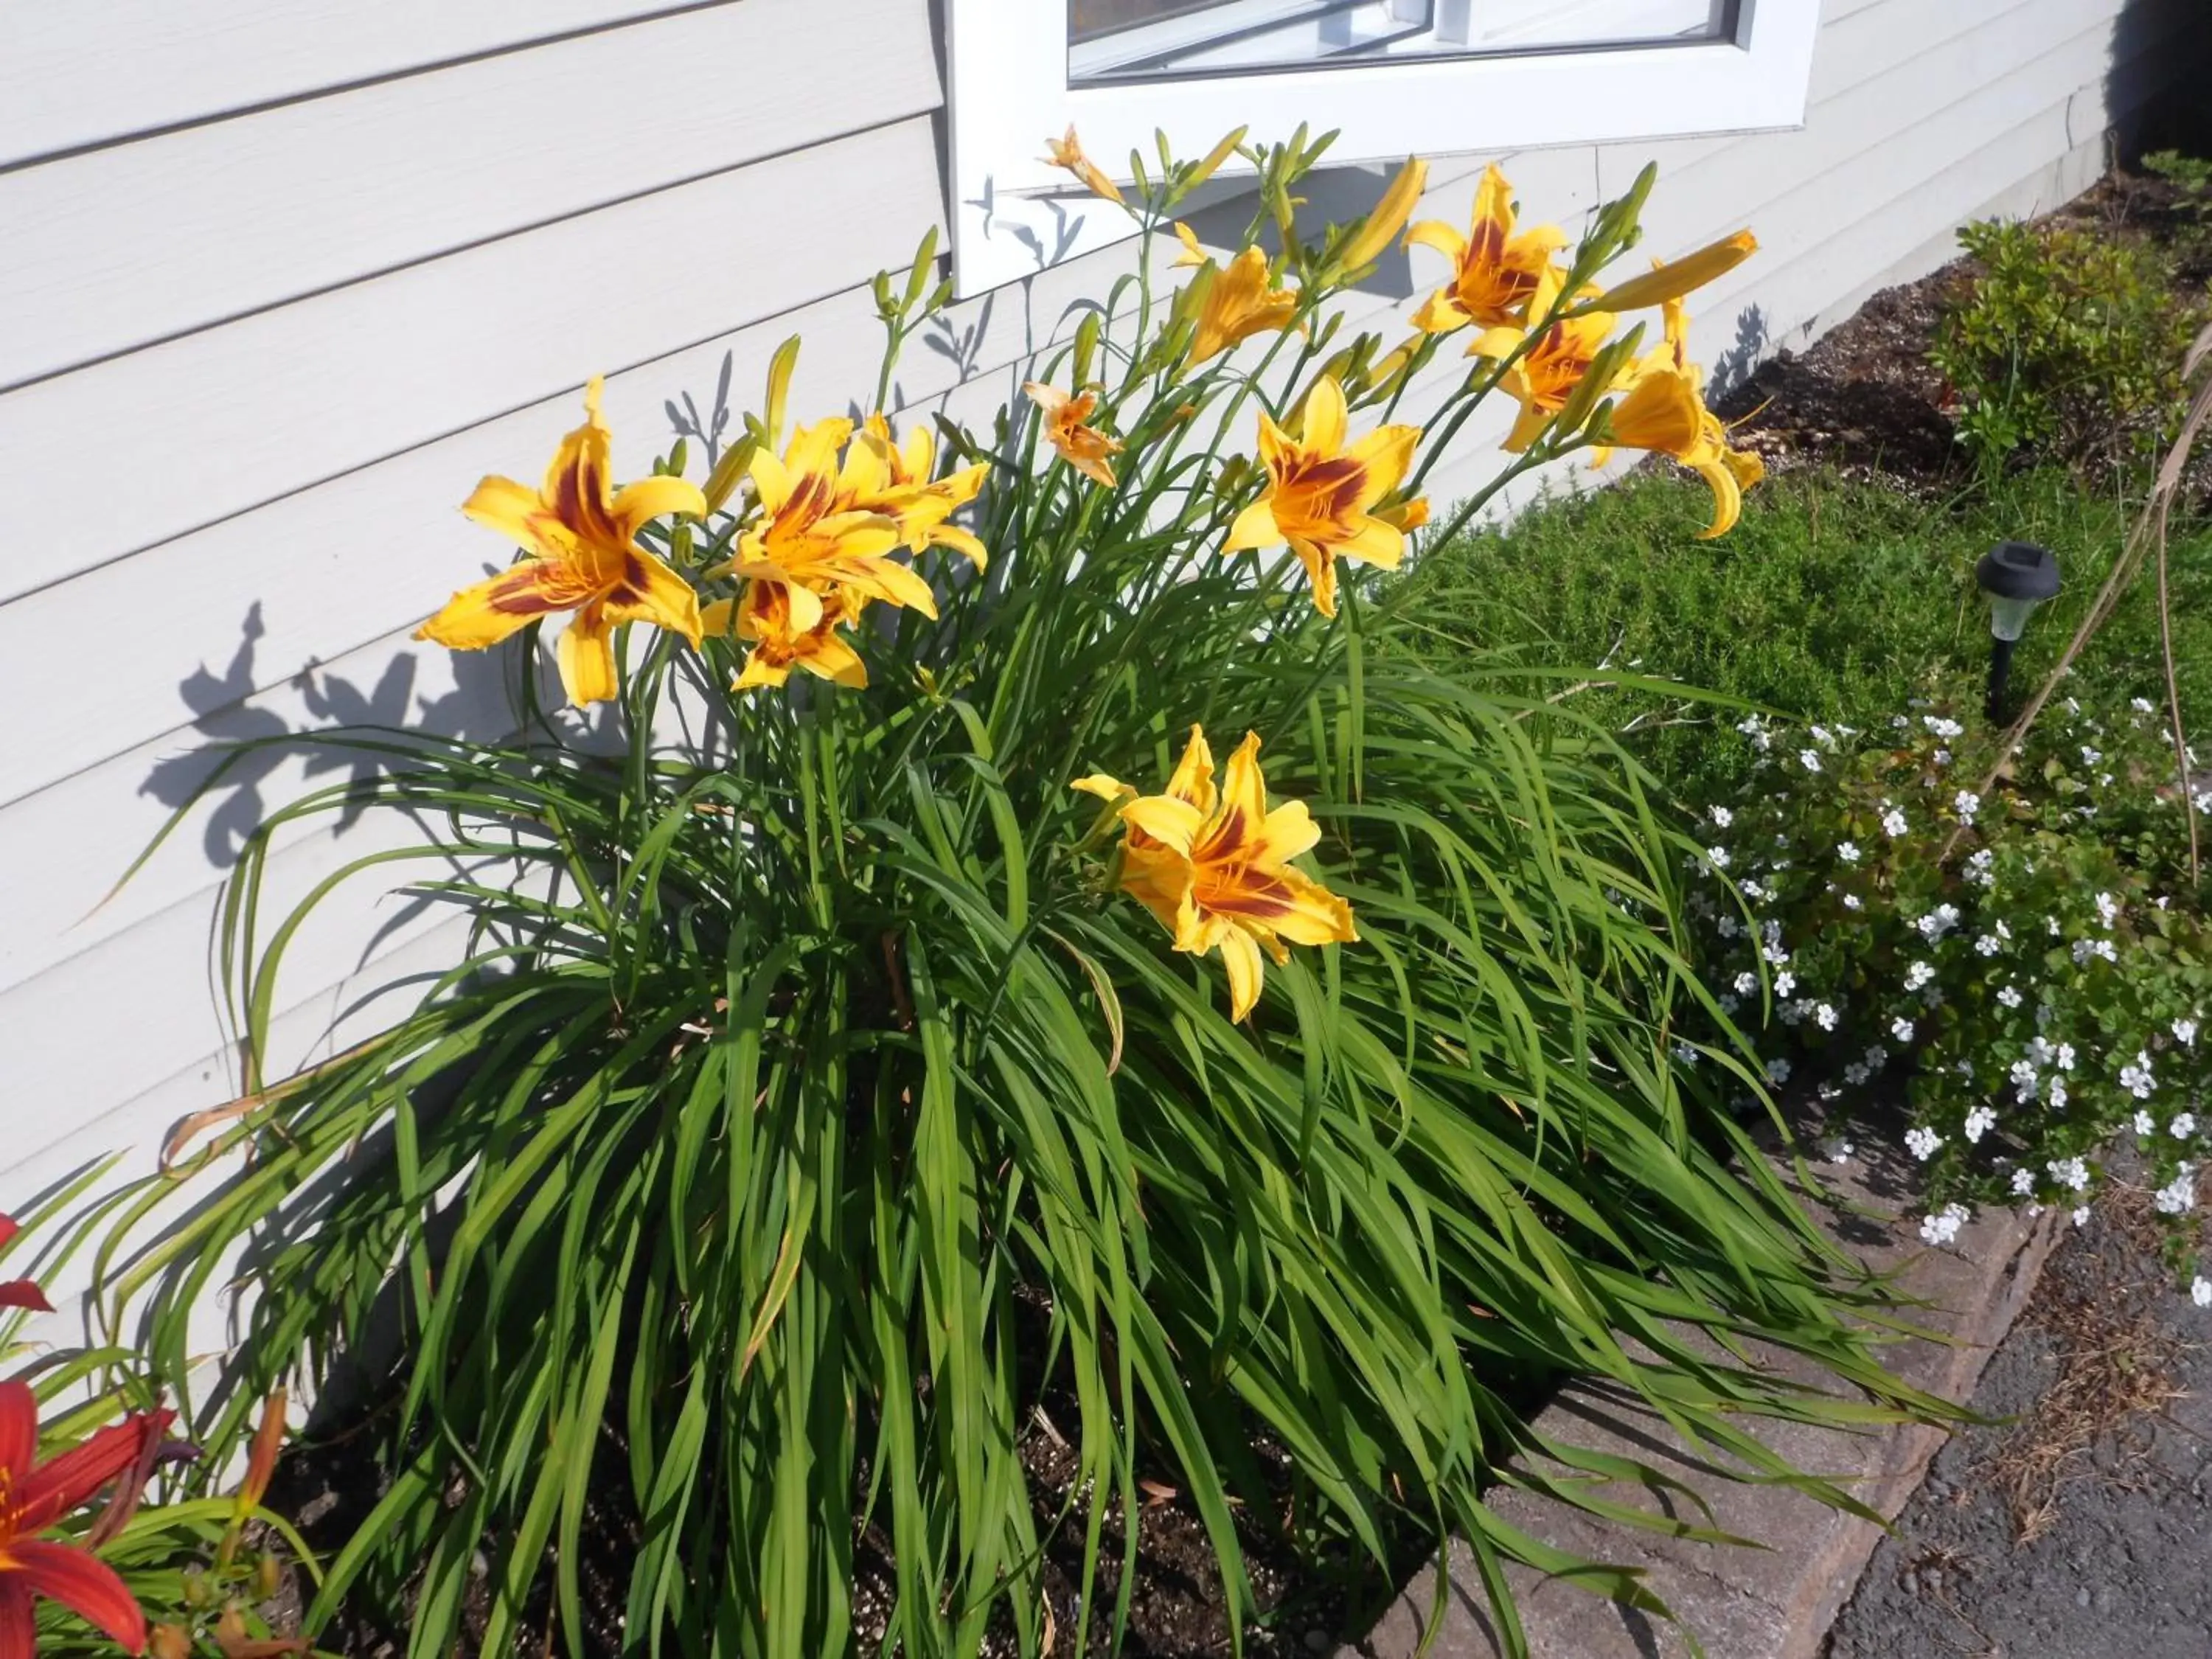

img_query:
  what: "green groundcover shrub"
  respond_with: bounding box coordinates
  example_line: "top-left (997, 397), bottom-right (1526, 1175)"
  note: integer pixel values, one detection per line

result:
top-left (99, 134), bottom-right (1940, 1658)
top-left (1930, 217), bottom-right (2205, 479)
top-left (1392, 465), bottom-right (2212, 801)
top-left (1684, 679), bottom-right (2211, 1268)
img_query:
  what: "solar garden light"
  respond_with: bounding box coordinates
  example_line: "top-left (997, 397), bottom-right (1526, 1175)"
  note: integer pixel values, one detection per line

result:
top-left (1975, 540), bottom-right (2060, 723)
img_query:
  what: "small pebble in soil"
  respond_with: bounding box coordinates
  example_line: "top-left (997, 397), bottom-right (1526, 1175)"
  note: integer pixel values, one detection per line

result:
top-left (1303, 1629), bottom-right (1330, 1652)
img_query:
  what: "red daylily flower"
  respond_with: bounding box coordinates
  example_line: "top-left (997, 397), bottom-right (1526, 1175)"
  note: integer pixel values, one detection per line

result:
top-left (0, 1217), bottom-right (51, 1315)
top-left (0, 1380), bottom-right (170, 1658)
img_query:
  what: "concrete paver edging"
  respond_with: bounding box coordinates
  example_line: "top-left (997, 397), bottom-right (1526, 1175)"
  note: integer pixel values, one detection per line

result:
top-left (1346, 1143), bottom-right (2063, 1659)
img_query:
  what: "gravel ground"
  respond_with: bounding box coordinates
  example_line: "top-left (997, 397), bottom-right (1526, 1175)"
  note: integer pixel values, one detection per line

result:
top-left (1825, 1190), bottom-right (2212, 1659)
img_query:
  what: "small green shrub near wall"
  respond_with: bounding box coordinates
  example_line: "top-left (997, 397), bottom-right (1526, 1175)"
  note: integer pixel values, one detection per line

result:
top-left (1929, 218), bottom-right (2205, 480)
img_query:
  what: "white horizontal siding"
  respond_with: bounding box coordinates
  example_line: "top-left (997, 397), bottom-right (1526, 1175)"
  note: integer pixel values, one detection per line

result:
top-left (0, 0), bottom-right (942, 390)
top-left (0, 0), bottom-right (2185, 1200)
top-left (0, 0), bottom-right (731, 167)
top-left (0, 114), bottom-right (945, 608)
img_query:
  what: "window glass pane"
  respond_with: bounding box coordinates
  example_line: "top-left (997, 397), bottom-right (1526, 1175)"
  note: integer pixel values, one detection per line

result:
top-left (1070, 0), bottom-right (1734, 84)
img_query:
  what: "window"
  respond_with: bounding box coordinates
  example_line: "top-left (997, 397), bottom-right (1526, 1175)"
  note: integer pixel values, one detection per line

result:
top-left (943, 0), bottom-right (1817, 294)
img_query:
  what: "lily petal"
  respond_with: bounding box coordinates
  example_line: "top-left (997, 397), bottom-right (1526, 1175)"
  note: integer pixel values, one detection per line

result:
top-left (417, 559), bottom-right (599, 651)
top-left (555, 609), bottom-right (620, 706)
top-left (1164, 725), bottom-right (1217, 815)
top-left (11, 1540), bottom-right (147, 1654)
top-left (1215, 927), bottom-right (1267, 1021)
top-left (610, 476), bottom-right (706, 541)
top-left (1121, 794), bottom-right (1208, 855)
top-left (1224, 498), bottom-right (1282, 555)
top-left (1300, 376), bottom-right (1349, 455)
top-left (0, 1382), bottom-right (34, 1484)
top-left (0, 1582), bottom-right (29, 1659)
top-left (599, 549), bottom-right (705, 647)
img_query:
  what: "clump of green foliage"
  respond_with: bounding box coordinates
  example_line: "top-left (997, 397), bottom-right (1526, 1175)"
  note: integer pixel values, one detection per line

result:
top-left (1394, 466), bottom-right (2212, 801)
top-left (2142, 149), bottom-right (2212, 265)
top-left (1689, 679), bottom-right (2211, 1258)
top-left (1928, 218), bottom-right (2205, 479)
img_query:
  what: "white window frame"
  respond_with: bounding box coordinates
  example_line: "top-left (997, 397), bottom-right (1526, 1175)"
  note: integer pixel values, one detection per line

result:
top-left (943, 0), bottom-right (1820, 297)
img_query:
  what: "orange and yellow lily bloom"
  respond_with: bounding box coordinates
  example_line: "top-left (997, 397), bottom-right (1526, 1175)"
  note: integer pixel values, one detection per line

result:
top-left (728, 419), bottom-right (938, 627)
top-left (1406, 164), bottom-right (1568, 335)
top-left (420, 377), bottom-right (705, 707)
top-left (703, 580), bottom-right (869, 691)
top-left (1023, 381), bottom-right (1123, 487)
top-left (852, 414), bottom-right (991, 570)
top-left (1222, 375), bottom-right (1422, 617)
top-left (1188, 247), bottom-right (1299, 365)
top-left (1043, 126), bottom-right (1123, 204)
top-left (1471, 268), bottom-right (1620, 452)
top-left (1076, 726), bottom-right (1356, 1022)
top-left (1599, 296), bottom-right (1764, 537)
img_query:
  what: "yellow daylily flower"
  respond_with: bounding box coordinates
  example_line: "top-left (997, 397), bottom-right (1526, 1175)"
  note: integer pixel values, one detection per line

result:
top-left (703, 580), bottom-right (869, 691)
top-left (1188, 247), bottom-right (1299, 365)
top-left (1472, 268), bottom-right (1620, 452)
top-left (1043, 126), bottom-right (1123, 205)
top-left (1077, 726), bottom-right (1356, 1022)
top-left (1405, 164), bottom-right (1568, 335)
top-left (1599, 296), bottom-right (1764, 538)
top-left (1592, 229), bottom-right (1757, 313)
top-left (852, 414), bottom-right (992, 570)
top-left (729, 419), bottom-right (938, 627)
top-left (1222, 375), bottom-right (1422, 617)
top-left (1023, 381), bottom-right (1123, 487)
top-left (420, 376), bottom-right (705, 707)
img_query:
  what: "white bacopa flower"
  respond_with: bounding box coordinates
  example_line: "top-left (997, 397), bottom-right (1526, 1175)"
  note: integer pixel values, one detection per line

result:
top-left (2028, 1036), bottom-right (2055, 1066)
top-left (1891, 1016), bottom-right (1916, 1043)
top-left (1919, 1203), bottom-right (1969, 1246)
top-left (2156, 1168), bottom-right (2199, 1215)
top-left (1905, 961), bottom-right (1936, 991)
top-left (1843, 1062), bottom-right (1869, 1085)
top-left (1997, 985), bottom-right (2023, 1009)
top-left (2120, 1053), bottom-right (2156, 1099)
top-left (2048, 1075), bottom-right (2069, 1111)
top-left (2054, 1042), bottom-right (2075, 1071)
top-left (1953, 790), bottom-right (1980, 824)
top-left (1672, 1041), bottom-right (1700, 1065)
top-left (1881, 805), bottom-right (1909, 838)
top-left (1810, 724), bottom-right (1834, 747)
top-left (1933, 748), bottom-right (1951, 767)
top-left (2172, 1113), bottom-right (2198, 1139)
top-left (2095, 891), bottom-right (2119, 929)
top-left (1718, 993), bottom-right (1740, 1015)
top-left (1815, 1002), bottom-right (1838, 1031)
top-left (1775, 970), bottom-right (1797, 998)
top-left (1923, 715), bottom-right (1964, 739)
top-left (2137, 1110), bottom-right (2157, 1136)
top-left (2073, 1206), bottom-right (2092, 1228)
top-left (2048, 1156), bottom-right (2090, 1192)
top-left (1708, 804), bottom-right (1733, 828)
top-left (1740, 878), bottom-right (1768, 901)
top-left (1837, 841), bottom-right (1860, 864)
top-left (2073, 938), bottom-right (2118, 966)
top-left (2081, 745), bottom-right (2102, 766)
top-left (2011, 1167), bottom-right (2036, 1196)
top-left (1763, 943), bottom-right (1791, 967)
top-left (2048, 917), bottom-right (2062, 936)
top-left (1964, 1105), bottom-right (1997, 1143)
top-left (2195, 789), bottom-right (2212, 813)
top-left (1865, 1044), bottom-right (1888, 1070)
top-left (2133, 697), bottom-right (2157, 714)
top-left (1764, 1057), bottom-right (1792, 1085)
top-left (1969, 932), bottom-right (1998, 956)
top-left (1717, 915), bottom-right (1742, 939)
top-left (1995, 919), bottom-right (2012, 939)
top-left (1966, 848), bottom-right (1996, 886)
top-left (1843, 893), bottom-right (1864, 911)
top-left (1905, 1127), bottom-right (1944, 1161)
top-left (2010, 1060), bottom-right (2041, 1103)
top-left (2194, 1277), bottom-right (2212, 1308)
top-left (1733, 971), bottom-right (1758, 996)
top-left (1707, 845), bottom-right (1731, 870)
top-left (1798, 748), bottom-right (1823, 773)
top-left (2175, 1017), bottom-right (2199, 1047)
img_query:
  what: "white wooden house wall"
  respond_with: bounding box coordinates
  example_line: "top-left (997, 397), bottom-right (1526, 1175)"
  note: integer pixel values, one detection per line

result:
top-left (0, 0), bottom-right (2190, 1214)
